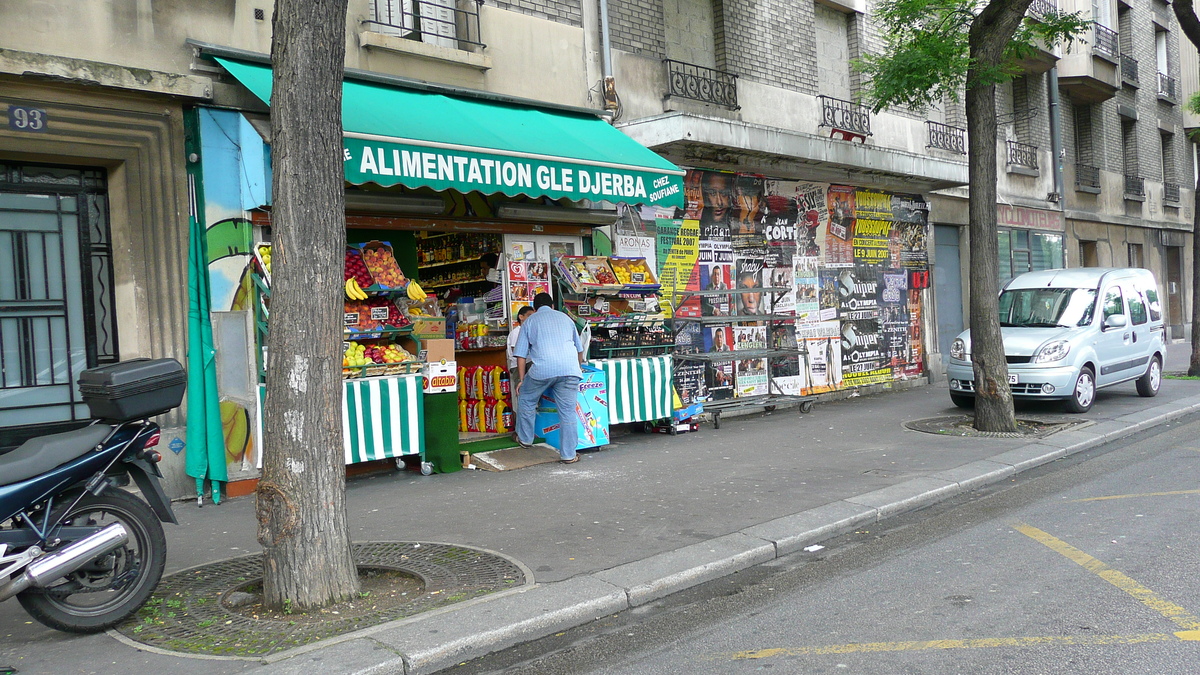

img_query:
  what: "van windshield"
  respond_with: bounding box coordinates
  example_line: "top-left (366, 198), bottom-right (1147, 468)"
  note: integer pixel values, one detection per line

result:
top-left (998, 287), bottom-right (1097, 328)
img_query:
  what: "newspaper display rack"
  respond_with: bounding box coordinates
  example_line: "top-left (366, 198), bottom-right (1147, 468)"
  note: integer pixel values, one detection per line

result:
top-left (672, 287), bottom-right (815, 430)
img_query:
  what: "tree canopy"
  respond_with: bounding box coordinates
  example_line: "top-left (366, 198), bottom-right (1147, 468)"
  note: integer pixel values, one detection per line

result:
top-left (855, 0), bottom-right (1091, 113)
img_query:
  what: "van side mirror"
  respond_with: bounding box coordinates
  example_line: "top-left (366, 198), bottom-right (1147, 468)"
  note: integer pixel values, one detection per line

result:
top-left (1104, 314), bottom-right (1127, 329)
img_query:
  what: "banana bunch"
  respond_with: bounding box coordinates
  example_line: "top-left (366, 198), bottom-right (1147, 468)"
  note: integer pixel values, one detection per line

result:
top-left (345, 278), bottom-right (368, 300)
top-left (406, 280), bottom-right (427, 301)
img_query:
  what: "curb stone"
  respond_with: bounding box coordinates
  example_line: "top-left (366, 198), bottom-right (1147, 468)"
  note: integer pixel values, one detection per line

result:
top-left (254, 399), bottom-right (1200, 674)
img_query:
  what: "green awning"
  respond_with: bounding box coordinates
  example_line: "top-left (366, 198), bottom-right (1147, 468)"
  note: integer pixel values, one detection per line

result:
top-left (214, 57), bottom-right (685, 208)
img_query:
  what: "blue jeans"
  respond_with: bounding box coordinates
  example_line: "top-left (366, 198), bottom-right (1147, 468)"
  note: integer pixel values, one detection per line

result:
top-left (516, 374), bottom-right (581, 460)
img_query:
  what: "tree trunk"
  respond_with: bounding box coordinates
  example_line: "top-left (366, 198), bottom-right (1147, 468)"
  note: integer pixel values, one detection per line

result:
top-left (1172, 0), bottom-right (1200, 375)
top-left (963, 0), bottom-right (1033, 432)
top-left (256, 0), bottom-right (359, 610)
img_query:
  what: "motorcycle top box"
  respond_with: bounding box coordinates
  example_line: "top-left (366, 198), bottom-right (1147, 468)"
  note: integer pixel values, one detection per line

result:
top-left (77, 358), bottom-right (186, 422)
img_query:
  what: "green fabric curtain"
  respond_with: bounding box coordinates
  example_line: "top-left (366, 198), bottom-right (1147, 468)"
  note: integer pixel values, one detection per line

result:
top-left (185, 212), bottom-right (227, 502)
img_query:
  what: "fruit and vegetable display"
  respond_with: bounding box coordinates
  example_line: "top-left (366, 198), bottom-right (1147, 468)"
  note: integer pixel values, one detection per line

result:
top-left (343, 298), bottom-right (411, 333)
top-left (343, 340), bottom-right (413, 367)
top-left (608, 257), bottom-right (658, 286)
top-left (361, 242), bottom-right (407, 288)
top-left (258, 244), bottom-right (272, 276)
top-left (344, 248), bottom-right (374, 288)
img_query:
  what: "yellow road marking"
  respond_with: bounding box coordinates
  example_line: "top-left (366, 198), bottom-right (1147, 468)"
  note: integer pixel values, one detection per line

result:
top-left (728, 633), bottom-right (1177, 659)
top-left (1014, 523), bottom-right (1200, 631)
top-left (1070, 489), bottom-right (1200, 502)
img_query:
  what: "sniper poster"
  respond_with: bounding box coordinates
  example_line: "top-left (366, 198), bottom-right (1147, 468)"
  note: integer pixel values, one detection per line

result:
top-left (836, 266), bottom-right (880, 321)
top-left (841, 317), bottom-right (892, 386)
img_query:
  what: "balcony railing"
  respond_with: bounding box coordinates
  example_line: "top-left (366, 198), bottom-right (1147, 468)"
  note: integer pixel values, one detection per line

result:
top-left (1028, 0), bottom-right (1057, 18)
top-left (1120, 54), bottom-right (1139, 86)
top-left (664, 60), bottom-right (739, 109)
top-left (1075, 163), bottom-right (1101, 190)
top-left (1124, 174), bottom-right (1145, 197)
top-left (366, 0), bottom-right (485, 50)
top-left (818, 95), bottom-right (872, 139)
top-left (1158, 72), bottom-right (1177, 101)
top-left (926, 121), bottom-right (966, 154)
top-left (1007, 140), bottom-right (1039, 169)
top-left (1092, 24), bottom-right (1119, 59)
top-left (1165, 182), bottom-right (1181, 202)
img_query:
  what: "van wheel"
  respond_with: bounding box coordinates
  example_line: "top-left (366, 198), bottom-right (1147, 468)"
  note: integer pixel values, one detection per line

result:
top-left (1064, 366), bottom-right (1095, 413)
top-left (1136, 356), bottom-right (1161, 398)
top-left (949, 393), bottom-right (974, 409)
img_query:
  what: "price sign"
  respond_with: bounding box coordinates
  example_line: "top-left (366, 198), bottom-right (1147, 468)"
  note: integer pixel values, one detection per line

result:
top-left (577, 304), bottom-right (593, 317)
top-left (8, 106), bottom-right (47, 132)
top-left (370, 306), bottom-right (390, 321)
top-left (344, 312), bottom-right (359, 326)
top-left (631, 272), bottom-right (646, 283)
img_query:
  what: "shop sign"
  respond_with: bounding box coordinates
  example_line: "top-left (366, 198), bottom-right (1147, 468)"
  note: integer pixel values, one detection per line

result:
top-left (343, 137), bottom-right (685, 208)
top-left (997, 204), bottom-right (1064, 231)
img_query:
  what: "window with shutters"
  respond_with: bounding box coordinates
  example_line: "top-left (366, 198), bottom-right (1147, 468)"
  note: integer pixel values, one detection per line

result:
top-left (367, 0), bottom-right (484, 50)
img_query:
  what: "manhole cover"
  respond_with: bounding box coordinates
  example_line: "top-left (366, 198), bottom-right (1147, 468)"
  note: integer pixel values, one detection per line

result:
top-left (904, 415), bottom-right (1090, 438)
top-left (116, 542), bottom-right (527, 657)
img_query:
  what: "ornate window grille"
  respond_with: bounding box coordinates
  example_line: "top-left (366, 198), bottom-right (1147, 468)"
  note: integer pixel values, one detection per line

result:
top-left (1006, 140), bottom-right (1038, 169)
top-left (1075, 163), bottom-right (1101, 190)
top-left (1164, 182), bottom-right (1181, 202)
top-left (818, 95), bottom-right (872, 140)
top-left (664, 60), bottom-right (739, 109)
top-left (1124, 174), bottom-right (1145, 197)
top-left (926, 121), bottom-right (966, 154)
top-left (1120, 54), bottom-right (1139, 86)
top-left (1028, 0), bottom-right (1056, 19)
top-left (1093, 24), bottom-right (1119, 59)
top-left (367, 0), bottom-right (485, 50)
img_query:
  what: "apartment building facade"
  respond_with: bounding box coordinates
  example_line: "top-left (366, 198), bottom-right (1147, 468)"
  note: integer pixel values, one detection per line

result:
top-left (0, 0), bottom-right (1192, 492)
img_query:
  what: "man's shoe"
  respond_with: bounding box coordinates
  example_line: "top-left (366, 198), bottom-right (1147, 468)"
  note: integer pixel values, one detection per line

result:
top-left (559, 456), bottom-right (580, 464)
top-left (513, 433), bottom-right (532, 449)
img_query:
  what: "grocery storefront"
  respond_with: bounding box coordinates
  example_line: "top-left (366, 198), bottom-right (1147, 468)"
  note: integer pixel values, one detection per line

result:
top-left (184, 48), bottom-right (686, 498)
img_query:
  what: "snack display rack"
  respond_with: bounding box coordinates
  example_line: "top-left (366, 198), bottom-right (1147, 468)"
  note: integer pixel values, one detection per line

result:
top-left (671, 287), bottom-right (815, 429)
top-left (553, 255), bottom-right (674, 360)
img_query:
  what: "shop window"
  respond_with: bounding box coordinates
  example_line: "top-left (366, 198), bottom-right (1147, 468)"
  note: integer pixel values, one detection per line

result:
top-left (998, 229), bottom-right (1063, 283)
top-left (1128, 242), bottom-right (1143, 268)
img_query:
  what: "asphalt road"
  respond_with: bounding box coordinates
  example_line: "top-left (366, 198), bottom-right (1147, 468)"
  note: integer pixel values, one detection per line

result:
top-left (451, 412), bottom-right (1200, 674)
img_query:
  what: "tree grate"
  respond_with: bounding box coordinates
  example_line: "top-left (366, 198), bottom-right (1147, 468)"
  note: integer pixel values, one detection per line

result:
top-left (904, 415), bottom-right (1090, 438)
top-left (115, 541), bottom-right (527, 658)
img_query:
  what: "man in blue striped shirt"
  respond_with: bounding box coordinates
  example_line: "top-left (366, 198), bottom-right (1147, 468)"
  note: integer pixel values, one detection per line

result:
top-left (513, 293), bottom-right (584, 463)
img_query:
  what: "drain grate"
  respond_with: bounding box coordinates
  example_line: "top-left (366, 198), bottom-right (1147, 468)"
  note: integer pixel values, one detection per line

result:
top-left (116, 542), bottom-right (527, 657)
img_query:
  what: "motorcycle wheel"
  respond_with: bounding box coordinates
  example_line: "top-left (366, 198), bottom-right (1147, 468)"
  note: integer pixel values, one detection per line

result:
top-left (17, 489), bottom-right (166, 633)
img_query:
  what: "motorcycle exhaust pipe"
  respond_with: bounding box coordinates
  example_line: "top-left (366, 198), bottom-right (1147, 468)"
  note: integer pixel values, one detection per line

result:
top-left (0, 523), bottom-right (129, 602)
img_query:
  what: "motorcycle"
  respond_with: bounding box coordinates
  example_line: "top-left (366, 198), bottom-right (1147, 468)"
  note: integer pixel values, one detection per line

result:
top-left (0, 359), bottom-right (182, 633)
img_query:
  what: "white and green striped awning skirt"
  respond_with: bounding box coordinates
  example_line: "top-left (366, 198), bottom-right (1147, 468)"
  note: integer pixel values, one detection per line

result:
top-left (587, 355), bottom-right (673, 424)
top-left (257, 374), bottom-right (425, 466)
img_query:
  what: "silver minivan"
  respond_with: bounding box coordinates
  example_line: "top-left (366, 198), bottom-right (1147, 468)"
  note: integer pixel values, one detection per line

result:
top-left (945, 268), bottom-right (1165, 412)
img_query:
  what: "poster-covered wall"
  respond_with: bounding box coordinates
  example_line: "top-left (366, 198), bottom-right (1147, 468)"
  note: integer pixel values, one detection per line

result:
top-left (631, 169), bottom-right (930, 404)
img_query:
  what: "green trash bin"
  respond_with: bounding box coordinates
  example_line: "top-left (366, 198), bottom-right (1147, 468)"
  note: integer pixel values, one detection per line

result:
top-left (422, 391), bottom-right (462, 473)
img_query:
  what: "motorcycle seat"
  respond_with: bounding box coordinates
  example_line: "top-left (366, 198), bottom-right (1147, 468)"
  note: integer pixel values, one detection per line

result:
top-left (0, 425), bottom-right (113, 486)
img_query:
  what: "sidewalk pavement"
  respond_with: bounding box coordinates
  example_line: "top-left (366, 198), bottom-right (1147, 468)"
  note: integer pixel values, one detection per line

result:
top-left (4, 342), bottom-right (1200, 675)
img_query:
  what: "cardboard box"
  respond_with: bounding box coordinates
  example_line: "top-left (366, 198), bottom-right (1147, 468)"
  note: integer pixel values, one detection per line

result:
top-left (534, 365), bottom-right (610, 450)
top-left (422, 361), bottom-right (457, 394)
top-left (424, 338), bottom-right (455, 364)
top-left (412, 316), bottom-right (446, 339)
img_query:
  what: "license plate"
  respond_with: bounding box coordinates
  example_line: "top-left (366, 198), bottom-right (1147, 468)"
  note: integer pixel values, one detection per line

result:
top-left (1008, 374), bottom-right (1018, 384)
